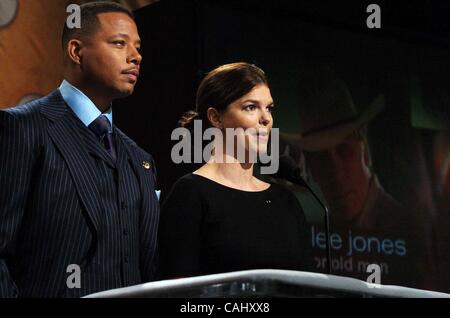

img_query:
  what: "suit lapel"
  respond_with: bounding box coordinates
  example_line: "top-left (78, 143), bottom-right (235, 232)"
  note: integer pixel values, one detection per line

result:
top-left (114, 128), bottom-right (156, 214)
top-left (41, 90), bottom-right (103, 233)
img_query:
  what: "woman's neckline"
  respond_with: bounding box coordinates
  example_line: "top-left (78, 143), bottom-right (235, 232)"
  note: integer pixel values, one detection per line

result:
top-left (191, 173), bottom-right (272, 193)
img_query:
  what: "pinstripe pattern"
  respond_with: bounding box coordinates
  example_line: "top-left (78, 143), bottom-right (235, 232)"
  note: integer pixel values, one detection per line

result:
top-left (0, 90), bottom-right (159, 298)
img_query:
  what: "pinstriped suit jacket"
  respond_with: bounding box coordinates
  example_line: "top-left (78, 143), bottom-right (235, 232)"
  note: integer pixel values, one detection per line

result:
top-left (0, 90), bottom-right (160, 297)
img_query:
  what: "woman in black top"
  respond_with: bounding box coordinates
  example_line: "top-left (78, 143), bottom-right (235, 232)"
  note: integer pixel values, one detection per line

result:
top-left (159, 63), bottom-right (311, 278)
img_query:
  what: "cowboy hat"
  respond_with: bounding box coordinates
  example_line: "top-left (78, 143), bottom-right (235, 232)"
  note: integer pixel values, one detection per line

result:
top-left (281, 71), bottom-right (385, 152)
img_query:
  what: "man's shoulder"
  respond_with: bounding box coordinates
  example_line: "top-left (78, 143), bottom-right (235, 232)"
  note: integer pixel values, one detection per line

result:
top-left (0, 91), bottom-right (64, 151)
top-left (2, 98), bottom-right (41, 119)
top-left (0, 99), bottom-right (43, 134)
top-left (1, 90), bottom-right (64, 122)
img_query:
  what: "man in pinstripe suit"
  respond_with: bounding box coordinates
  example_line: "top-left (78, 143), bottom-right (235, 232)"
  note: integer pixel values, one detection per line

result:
top-left (0, 2), bottom-right (159, 297)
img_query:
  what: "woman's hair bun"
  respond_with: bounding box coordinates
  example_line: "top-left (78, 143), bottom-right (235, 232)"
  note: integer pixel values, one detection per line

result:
top-left (178, 110), bottom-right (199, 128)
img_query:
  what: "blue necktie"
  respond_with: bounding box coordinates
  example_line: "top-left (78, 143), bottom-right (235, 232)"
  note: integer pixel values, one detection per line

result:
top-left (89, 115), bottom-right (116, 162)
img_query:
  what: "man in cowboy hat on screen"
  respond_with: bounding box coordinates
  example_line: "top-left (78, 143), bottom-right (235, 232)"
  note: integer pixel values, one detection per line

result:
top-left (280, 70), bottom-right (425, 287)
top-left (282, 75), bottom-right (408, 232)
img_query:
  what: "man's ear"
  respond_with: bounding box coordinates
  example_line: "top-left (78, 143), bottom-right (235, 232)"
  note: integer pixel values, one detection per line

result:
top-left (66, 39), bottom-right (83, 65)
top-left (206, 107), bottom-right (222, 129)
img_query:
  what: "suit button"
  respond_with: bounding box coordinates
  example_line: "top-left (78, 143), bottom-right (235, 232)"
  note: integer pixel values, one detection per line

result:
top-left (123, 229), bottom-right (128, 236)
top-left (121, 201), bottom-right (126, 210)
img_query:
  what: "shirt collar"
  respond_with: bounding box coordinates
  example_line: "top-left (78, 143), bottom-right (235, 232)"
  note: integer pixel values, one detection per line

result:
top-left (58, 79), bottom-right (113, 131)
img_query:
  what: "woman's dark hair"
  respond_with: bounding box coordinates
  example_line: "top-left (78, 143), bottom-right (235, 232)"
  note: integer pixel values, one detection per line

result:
top-left (179, 62), bottom-right (269, 128)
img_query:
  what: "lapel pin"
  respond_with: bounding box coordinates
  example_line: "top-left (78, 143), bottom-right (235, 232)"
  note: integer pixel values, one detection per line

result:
top-left (143, 161), bottom-right (151, 170)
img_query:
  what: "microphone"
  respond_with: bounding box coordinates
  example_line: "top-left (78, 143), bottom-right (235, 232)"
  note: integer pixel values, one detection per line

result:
top-left (277, 155), bottom-right (332, 274)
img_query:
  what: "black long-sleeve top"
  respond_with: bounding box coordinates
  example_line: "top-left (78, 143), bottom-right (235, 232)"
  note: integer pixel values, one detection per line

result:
top-left (158, 173), bottom-right (311, 279)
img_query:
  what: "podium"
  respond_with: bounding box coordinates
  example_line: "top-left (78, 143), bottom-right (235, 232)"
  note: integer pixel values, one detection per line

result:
top-left (85, 269), bottom-right (449, 298)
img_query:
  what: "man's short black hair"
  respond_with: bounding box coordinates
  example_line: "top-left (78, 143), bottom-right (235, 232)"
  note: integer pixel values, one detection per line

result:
top-left (62, 1), bottom-right (134, 49)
